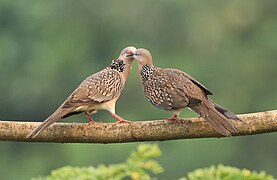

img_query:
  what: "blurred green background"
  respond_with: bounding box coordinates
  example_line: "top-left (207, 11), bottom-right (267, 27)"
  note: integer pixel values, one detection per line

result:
top-left (0, 0), bottom-right (276, 179)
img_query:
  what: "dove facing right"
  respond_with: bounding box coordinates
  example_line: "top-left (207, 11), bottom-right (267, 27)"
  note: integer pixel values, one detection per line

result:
top-left (27, 46), bottom-right (136, 138)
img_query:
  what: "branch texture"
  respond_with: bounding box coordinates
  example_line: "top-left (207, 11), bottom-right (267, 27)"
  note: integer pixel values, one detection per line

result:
top-left (0, 110), bottom-right (276, 143)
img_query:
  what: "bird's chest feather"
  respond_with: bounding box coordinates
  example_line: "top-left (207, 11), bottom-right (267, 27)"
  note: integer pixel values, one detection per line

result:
top-left (142, 68), bottom-right (189, 110)
top-left (142, 75), bottom-right (170, 107)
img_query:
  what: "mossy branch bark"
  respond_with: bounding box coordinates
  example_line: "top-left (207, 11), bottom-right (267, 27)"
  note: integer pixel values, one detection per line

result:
top-left (0, 110), bottom-right (276, 144)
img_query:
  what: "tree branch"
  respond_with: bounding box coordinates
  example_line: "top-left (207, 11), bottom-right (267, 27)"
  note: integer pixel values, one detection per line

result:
top-left (0, 110), bottom-right (276, 143)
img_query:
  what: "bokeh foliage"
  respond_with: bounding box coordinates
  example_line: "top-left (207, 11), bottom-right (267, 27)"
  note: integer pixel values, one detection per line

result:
top-left (182, 165), bottom-right (274, 180)
top-left (32, 144), bottom-right (274, 180)
top-left (0, 0), bottom-right (276, 179)
top-left (32, 144), bottom-right (163, 180)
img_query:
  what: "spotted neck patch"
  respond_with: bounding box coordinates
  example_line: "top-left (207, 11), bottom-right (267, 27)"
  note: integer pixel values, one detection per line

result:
top-left (109, 59), bottom-right (126, 72)
top-left (140, 64), bottom-right (154, 81)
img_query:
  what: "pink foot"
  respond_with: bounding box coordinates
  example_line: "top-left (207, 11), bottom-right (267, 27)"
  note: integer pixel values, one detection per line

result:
top-left (165, 114), bottom-right (180, 122)
top-left (110, 113), bottom-right (131, 124)
top-left (85, 112), bottom-right (95, 123)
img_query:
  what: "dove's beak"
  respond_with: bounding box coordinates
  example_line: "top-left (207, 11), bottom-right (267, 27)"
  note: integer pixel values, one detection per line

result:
top-left (126, 53), bottom-right (134, 57)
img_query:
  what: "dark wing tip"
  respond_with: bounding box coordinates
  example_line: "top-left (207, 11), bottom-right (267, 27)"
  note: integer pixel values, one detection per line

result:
top-left (205, 90), bottom-right (213, 95)
top-left (190, 79), bottom-right (213, 96)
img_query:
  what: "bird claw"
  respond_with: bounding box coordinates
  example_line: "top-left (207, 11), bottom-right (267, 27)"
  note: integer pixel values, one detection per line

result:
top-left (110, 112), bottom-right (131, 124)
top-left (165, 115), bottom-right (181, 122)
top-left (87, 121), bottom-right (103, 127)
top-left (165, 118), bottom-right (181, 122)
top-left (114, 119), bottom-right (131, 125)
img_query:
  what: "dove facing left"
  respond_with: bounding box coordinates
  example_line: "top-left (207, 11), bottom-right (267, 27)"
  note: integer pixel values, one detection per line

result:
top-left (27, 46), bottom-right (136, 138)
top-left (130, 48), bottom-right (243, 136)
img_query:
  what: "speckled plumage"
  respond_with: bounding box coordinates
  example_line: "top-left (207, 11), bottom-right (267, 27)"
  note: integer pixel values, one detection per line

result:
top-left (65, 61), bottom-right (125, 107)
top-left (27, 46), bottom-right (136, 138)
top-left (141, 65), bottom-right (204, 112)
top-left (134, 48), bottom-right (242, 136)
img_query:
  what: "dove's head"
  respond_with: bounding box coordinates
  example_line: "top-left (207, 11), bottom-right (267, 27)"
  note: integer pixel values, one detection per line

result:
top-left (131, 48), bottom-right (153, 66)
top-left (118, 46), bottom-right (137, 64)
top-left (109, 46), bottom-right (136, 79)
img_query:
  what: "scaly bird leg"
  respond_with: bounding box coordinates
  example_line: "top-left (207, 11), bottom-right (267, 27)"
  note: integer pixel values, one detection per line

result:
top-left (110, 113), bottom-right (131, 124)
top-left (85, 112), bottom-right (95, 123)
top-left (165, 114), bottom-right (180, 122)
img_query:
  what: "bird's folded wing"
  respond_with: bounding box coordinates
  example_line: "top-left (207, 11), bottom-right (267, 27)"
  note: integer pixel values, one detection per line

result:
top-left (64, 69), bottom-right (124, 107)
top-left (166, 68), bottom-right (213, 96)
top-left (143, 69), bottom-right (190, 110)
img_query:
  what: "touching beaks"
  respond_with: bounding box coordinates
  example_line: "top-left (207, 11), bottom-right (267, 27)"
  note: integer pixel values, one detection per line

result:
top-left (126, 53), bottom-right (134, 57)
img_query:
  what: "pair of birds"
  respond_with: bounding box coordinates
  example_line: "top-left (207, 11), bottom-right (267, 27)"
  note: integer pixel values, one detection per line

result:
top-left (27, 46), bottom-right (242, 138)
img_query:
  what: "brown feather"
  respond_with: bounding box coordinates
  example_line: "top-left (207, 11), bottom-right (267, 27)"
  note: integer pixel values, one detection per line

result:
top-left (27, 45), bottom-right (137, 138)
top-left (27, 106), bottom-right (76, 138)
top-left (190, 98), bottom-right (238, 136)
top-left (134, 48), bottom-right (240, 136)
top-left (64, 69), bottom-right (124, 107)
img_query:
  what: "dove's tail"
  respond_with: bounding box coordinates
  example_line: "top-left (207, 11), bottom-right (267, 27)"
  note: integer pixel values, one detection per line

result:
top-left (190, 98), bottom-right (239, 136)
top-left (213, 103), bottom-right (244, 123)
top-left (27, 107), bottom-right (75, 139)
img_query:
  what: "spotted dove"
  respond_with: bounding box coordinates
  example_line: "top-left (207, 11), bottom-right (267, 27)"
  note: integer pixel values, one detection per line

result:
top-left (27, 46), bottom-right (137, 138)
top-left (130, 48), bottom-right (242, 136)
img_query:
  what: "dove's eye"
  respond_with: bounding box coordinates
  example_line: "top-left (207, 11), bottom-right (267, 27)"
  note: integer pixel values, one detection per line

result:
top-left (135, 52), bottom-right (141, 56)
top-left (126, 50), bottom-right (132, 54)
